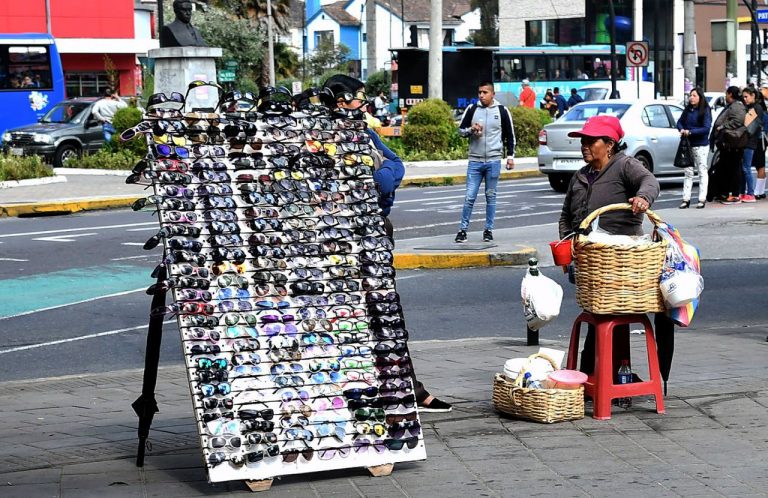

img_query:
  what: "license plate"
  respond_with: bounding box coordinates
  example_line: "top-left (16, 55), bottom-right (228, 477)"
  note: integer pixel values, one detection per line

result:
top-left (553, 158), bottom-right (584, 169)
top-left (9, 147), bottom-right (24, 156)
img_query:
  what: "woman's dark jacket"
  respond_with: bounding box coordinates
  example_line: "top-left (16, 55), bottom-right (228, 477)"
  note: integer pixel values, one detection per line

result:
top-left (559, 152), bottom-right (660, 239)
top-left (744, 103), bottom-right (764, 150)
top-left (675, 105), bottom-right (712, 147)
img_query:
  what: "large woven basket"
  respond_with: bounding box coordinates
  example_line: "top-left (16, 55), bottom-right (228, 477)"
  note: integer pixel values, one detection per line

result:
top-left (573, 203), bottom-right (667, 314)
top-left (492, 354), bottom-right (584, 424)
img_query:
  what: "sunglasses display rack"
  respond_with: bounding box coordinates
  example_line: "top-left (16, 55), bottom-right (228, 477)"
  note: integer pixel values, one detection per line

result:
top-left (126, 91), bottom-right (426, 487)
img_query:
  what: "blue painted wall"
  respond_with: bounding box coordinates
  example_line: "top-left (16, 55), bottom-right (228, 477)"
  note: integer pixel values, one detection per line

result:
top-left (306, 0), bottom-right (321, 19)
top-left (340, 25), bottom-right (360, 60)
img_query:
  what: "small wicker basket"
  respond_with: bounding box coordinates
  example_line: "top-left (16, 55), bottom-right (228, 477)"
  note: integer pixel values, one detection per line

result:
top-left (492, 353), bottom-right (584, 424)
top-left (573, 203), bottom-right (667, 314)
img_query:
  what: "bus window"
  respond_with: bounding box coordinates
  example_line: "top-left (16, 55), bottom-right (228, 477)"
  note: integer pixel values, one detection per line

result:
top-left (0, 45), bottom-right (53, 90)
top-left (523, 56), bottom-right (547, 82)
top-left (495, 55), bottom-right (520, 81)
top-left (546, 55), bottom-right (572, 80)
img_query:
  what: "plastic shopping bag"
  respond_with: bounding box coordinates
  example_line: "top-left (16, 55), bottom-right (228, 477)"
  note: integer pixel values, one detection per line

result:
top-left (655, 222), bottom-right (703, 326)
top-left (521, 269), bottom-right (563, 331)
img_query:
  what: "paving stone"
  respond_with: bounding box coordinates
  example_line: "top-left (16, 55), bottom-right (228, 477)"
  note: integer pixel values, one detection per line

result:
top-left (0, 483), bottom-right (60, 498)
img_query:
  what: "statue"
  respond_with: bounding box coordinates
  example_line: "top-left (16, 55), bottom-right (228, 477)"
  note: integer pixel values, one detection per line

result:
top-left (159, 0), bottom-right (207, 48)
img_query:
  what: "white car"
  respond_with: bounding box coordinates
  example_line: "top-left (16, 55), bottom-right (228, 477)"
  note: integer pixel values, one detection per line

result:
top-left (537, 99), bottom-right (686, 192)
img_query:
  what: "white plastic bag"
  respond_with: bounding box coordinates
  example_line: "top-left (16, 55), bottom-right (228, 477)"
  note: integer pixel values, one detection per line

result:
top-left (659, 237), bottom-right (704, 307)
top-left (521, 270), bottom-right (563, 331)
top-left (587, 216), bottom-right (653, 246)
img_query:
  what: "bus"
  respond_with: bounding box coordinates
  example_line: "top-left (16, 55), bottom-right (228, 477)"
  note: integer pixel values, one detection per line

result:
top-left (391, 44), bottom-right (639, 111)
top-left (0, 33), bottom-right (65, 136)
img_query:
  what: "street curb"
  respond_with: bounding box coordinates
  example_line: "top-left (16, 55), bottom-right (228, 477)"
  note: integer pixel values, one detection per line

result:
top-left (0, 196), bottom-right (141, 217)
top-left (400, 169), bottom-right (542, 188)
top-left (394, 246), bottom-right (537, 269)
top-left (53, 167), bottom-right (130, 176)
top-left (0, 175), bottom-right (67, 189)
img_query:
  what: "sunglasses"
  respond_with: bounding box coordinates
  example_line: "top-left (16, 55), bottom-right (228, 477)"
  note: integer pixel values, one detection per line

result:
top-left (282, 448), bottom-right (314, 463)
top-left (147, 91), bottom-right (184, 109)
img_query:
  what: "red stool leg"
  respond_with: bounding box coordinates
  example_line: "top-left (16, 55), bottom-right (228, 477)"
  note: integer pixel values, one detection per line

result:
top-left (642, 316), bottom-right (666, 414)
top-left (566, 313), bottom-right (585, 370)
top-left (592, 319), bottom-right (615, 420)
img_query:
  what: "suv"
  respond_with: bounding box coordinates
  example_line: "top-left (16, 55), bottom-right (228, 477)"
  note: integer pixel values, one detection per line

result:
top-left (1, 97), bottom-right (105, 168)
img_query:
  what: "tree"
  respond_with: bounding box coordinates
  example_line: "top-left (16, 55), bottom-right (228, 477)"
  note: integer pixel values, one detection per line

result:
top-left (365, 70), bottom-right (390, 97)
top-left (211, 0), bottom-right (292, 32)
top-left (308, 40), bottom-right (351, 78)
top-left (469, 0), bottom-right (498, 47)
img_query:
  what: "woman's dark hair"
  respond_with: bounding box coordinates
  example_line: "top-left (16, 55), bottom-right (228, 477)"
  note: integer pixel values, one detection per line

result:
top-left (742, 86), bottom-right (757, 104)
top-left (688, 86), bottom-right (709, 119)
top-left (726, 85), bottom-right (741, 101)
top-left (601, 137), bottom-right (627, 155)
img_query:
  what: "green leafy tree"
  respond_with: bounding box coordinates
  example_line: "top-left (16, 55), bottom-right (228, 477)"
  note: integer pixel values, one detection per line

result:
top-left (308, 40), bottom-right (351, 78)
top-left (469, 0), bottom-right (498, 46)
top-left (212, 0), bottom-right (292, 32)
top-left (365, 70), bottom-right (390, 98)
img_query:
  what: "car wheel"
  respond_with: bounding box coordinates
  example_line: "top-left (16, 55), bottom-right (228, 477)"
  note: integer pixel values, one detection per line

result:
top-left (548, 173), bottom-right (571, 193)
top-left (635, 153), bottom-right (653, 172)
top-left (54, 144), bottom-right (79, 168)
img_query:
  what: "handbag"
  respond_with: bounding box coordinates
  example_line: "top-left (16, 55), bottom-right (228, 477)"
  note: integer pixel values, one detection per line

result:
top-left (721, 126), bottom-right (749, 148)
top-left (673, 136), bottom-right (694, 168)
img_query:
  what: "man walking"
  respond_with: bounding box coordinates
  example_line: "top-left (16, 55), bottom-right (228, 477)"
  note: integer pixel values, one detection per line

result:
top-left (455, 81), bottom-right (516, 243)
top-left (91, 88), bottom-right (126, 144)
top-left (567, 88), bottom-right (584, 108)
top-left (518, 78), bottom-right (536, 108)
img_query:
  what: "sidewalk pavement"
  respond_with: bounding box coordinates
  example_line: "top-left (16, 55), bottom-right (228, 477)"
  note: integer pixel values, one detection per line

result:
top-left (2, 325), bottom-right (767, 497)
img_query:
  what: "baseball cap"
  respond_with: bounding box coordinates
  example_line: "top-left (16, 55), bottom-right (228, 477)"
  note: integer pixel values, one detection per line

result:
top-left (521, 78), bottom-right (530, 85)
top-left (567, 115), bottom-right (624, 143)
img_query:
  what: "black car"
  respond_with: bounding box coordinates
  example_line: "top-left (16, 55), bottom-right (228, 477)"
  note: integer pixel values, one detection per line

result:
top-left (1, 97), bottom-right (105, 168)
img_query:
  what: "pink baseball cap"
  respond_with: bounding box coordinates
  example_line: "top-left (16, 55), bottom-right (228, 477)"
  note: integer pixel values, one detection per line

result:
top-left (568, 115), bottom-right (624, 142)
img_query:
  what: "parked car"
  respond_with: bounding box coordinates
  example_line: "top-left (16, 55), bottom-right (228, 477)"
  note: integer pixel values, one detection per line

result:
top-left (1, 97), bottom-right (105, 168)
top-left (537, 99), bottom-right (685, 192)
top-left (576, 81), bottom-right (656, 101)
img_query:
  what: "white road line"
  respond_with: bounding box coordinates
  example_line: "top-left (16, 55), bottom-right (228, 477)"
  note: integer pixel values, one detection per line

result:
top-left (415, 180), bottom-right (550, 195)
top-left (0, 320), bottom-right (176, 355)
top-left (0, 288), bottom-right (146, 321)
top-left (32, 233), bottom-right (98, 243)
top-left (0, 221), bottom-right (156, 239)
top-left (395, 210), bottom-right (562, 231)
top-left (396, 274), bottom-right (425, 280)
top-left (397, 187), bottom-right (552, 204)
top-left (126, 227), bottom-right (159, 232)
top-left (121, 242), bottom-right (146, 246)
top-left (111, 255), bottom-right (153, 261)
top-left (0, 258), bottom-right (29, 262)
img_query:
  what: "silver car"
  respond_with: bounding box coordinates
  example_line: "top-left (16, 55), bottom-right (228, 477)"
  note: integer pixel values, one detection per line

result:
top-left (537, 99), bottom-right (685, 192)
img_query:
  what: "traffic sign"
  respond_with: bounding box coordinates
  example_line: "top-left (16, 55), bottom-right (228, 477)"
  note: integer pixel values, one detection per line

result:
top-left (217, 69), bottom-right (236, 82)
top-left (626, 41), bottom-right (649, 67)
top-left (758, 9), bottom-right (768, 24)
top-left (224, 60), bottom-right (239, 68)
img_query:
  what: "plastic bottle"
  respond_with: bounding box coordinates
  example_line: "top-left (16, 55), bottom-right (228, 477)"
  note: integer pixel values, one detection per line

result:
top-left (617, 360), bottom-right (632, 408)
top-left (522, 372), bottom-right (532, 388)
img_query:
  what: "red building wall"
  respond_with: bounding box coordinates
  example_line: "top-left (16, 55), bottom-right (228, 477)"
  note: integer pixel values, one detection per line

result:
top-left (61, 53), bottom-right (137, 96)
top-left (0, 1), bottom-right (135, 38)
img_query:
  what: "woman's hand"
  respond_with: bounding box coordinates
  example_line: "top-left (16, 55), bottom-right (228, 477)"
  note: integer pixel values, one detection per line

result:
top-left (628, 197), bottom-right (649, 214)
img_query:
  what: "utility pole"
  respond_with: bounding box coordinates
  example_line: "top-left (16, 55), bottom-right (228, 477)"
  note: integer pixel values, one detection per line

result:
top-left (366, 0), bottom-right (376, 78)
top-left (751, 0), bottom-right (759, 85)
top-left (607, 0), bottom-right (618, 98)
top-left (45, 0), bottom-right (51, 33)
top-left (683, 0), bottom-right (697, 88)
top-left (428, 0), bottom-right (442, 99)
top-left (727, 0), bottom-right (737, 79)
top-left (267, 0), bottom-right (276, 86)
top-left (653, 0), bottom-right (660, 97)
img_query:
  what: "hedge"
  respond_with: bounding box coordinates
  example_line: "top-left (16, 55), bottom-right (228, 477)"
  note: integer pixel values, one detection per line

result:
top-left (0, 153), bottom-right (53, 181)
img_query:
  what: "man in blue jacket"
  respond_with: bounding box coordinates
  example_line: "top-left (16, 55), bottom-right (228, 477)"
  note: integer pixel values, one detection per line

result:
top-left (456, 81), bottom-right (516, 243)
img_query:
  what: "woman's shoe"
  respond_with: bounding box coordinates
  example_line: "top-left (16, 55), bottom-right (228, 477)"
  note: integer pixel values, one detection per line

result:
top-left (679, 200), bottom-right (690, 209)
top-left (696, 201), bottom-right (706, 209)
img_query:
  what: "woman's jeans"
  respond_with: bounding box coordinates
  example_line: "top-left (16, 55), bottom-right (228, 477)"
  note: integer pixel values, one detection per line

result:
top-left (741, 147), bottom-right (756, 195)
top-left (460, 160), bottom-right (501, 231)
top-left (682, 145), bottom-right (709, 202)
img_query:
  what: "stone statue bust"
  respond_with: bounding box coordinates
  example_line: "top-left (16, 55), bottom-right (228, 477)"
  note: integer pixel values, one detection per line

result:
top-left (160, 0), bottom-right (207, 48)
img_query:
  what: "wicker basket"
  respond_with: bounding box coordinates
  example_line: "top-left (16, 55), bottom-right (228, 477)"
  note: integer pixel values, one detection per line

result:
top-left (573, 203), bottom-right (667, 314)
top-left (492, 354), bottom-right (584, 423)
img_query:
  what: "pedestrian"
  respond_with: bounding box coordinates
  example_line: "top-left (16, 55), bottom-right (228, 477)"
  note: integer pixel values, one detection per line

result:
top-left (557, 115), bottom-right (675, 378)
top-left (675, 86), bottom-right (711, 209)
top-left (553, 87), bottom-right (568, 118)
top-left (541, 90), bottom-right (557, 117)
top-left (567, 88), bottom-right (584, 108)
top-left (709, 86), bottom-right (746, 204)
top-left (739, 87), bottom-right (761, 202)
top-left (373, 90), bottom-right (389, 123)
top-left (322, 74), bottom-right (453, 413)
top-left (455, 80), bottom-right (516, 243)
top-left (518, 78), bottom-right (536, 108)
top-left (757, 83), bottom-right (768, 199)
top-left (92, 88), bottom-right (127, 144)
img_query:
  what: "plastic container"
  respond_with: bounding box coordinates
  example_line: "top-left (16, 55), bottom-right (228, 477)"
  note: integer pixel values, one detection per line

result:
top-left (549, 239), bottom-right (573, 266)
top-left (547, 369), bottom-right (588, 390)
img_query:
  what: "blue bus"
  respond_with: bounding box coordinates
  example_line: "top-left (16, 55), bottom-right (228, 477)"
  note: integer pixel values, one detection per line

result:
top-left (0, 33), bottom-right (65, 136)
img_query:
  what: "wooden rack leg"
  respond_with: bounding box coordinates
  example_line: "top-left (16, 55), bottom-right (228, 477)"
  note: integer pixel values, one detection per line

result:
top-left (367, 463), bottom-right (394, 477)
top-left (244, 479), bottom-right (274, 492)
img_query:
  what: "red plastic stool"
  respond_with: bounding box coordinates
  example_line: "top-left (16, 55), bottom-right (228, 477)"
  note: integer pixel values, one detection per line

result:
top-left (566, 311), bottom-right (665, 420)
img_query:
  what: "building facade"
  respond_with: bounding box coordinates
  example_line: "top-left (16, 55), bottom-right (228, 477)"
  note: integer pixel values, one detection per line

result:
top-left (0, 0), bottom-right (158, 98)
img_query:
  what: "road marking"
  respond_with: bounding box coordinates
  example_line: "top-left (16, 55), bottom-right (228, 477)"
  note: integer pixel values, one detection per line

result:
top-left (0, 287), bottom-right (146, 321)
top-left (0, 221), bottom-right (156, 239)
top-left (0, 258), bottom-right (29, 262)
top-left (396, 274), bottom-right (425, 280)
top-left (121, 242), bottom-right (146, 246)
top-left (397, 188), bottom-right (551, 204)
top-left (32, 233), bottom-right (97, 243)
top-left (395, 209), bottom-right (562, 231)
top-left (111, 255), bottom-right (153, 261)
top-left (126, 227), bottom-right (158, 232)
top-left (0, 320), bottom-right (176, 355)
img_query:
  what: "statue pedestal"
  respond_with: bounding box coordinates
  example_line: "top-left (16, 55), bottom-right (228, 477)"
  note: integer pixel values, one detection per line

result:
top-left (149, 47), bottom-right (223, 111)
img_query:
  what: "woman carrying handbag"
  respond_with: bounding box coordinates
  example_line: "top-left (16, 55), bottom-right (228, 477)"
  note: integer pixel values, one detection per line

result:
top-left (675, 87), bottom-right (712, 209)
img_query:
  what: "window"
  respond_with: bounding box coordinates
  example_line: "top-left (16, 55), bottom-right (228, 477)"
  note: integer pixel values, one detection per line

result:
top-left (667, 105), bottom-right (683, 124)
top-left (0, 45), bottom-right (53, 90)
top-left (525, 20), bottom-right (556, 46)
top-left (561, 103), bottom-right (631, 121)
top-left (65, 72), bottom-right (111, 98)
top-left (315, 30), bottom-right (334, 48)
top-left (642, 105), bottom-right (672, 128)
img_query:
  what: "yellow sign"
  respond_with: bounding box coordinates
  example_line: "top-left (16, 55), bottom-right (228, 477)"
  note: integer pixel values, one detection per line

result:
top-left (410, 85), bottom-right (423, 95)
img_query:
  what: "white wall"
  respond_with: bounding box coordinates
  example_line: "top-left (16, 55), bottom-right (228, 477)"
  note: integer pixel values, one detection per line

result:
top-left (454, 9), bottom-right (480, 42)
top-left (498, 0), bottom-right (585, 46)
top-left (306, 14), bottom-right (340, 51)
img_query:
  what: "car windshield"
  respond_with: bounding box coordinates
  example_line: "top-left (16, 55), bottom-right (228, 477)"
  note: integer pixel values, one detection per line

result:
top-left (41, 102), bottom-right (90, 124)
top-left (561, 103), bottom-right (631, 122)
top-left (577, 88), bottom-right (609, 101)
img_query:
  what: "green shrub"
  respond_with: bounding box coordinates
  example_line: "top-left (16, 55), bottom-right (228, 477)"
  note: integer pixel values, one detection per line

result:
top-left (65, 149), bottom-right (140, 170)
top-left (511, 106), bottom-right (551, 157)
top-left (111, 106), bottom-right (147, 156)
top-left (381, 137), bottom-right (467, 161)
top-left (365, 70), bottom-right (390, 98)
top-left (406, 99), bottom-right (454, 126)
top-left (401, 99), bottom-right (460, 157)
top-left (0, 153), bottom-right (53, 181)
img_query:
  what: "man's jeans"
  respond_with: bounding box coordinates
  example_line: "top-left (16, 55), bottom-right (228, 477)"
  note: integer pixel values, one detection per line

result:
top-left (103, 123), bottom-right (116, 144)
top-left (460, 160), bottom-right (501, 231)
